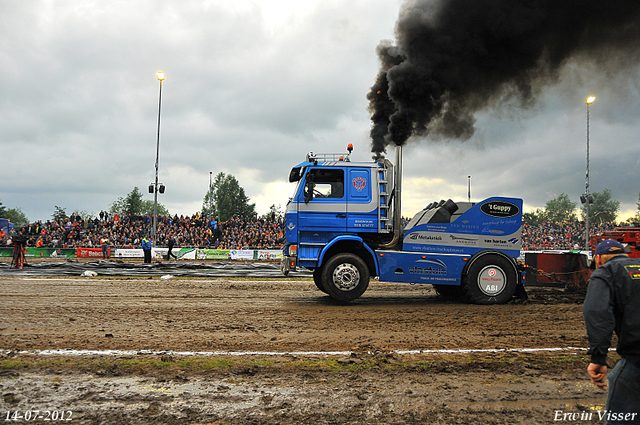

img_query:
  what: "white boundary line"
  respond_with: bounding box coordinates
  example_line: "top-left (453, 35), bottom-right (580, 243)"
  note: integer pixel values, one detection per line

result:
top-left (0, 347), bottom-right (588, 357)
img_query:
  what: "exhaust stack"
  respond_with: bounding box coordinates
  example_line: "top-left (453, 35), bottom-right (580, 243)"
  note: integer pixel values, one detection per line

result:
top-left (380, 145), bottom-right (402, 249)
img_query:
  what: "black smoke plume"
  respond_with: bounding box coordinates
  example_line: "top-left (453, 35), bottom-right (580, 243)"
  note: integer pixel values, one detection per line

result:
top-left (368, 0), bottom-right (640, 154)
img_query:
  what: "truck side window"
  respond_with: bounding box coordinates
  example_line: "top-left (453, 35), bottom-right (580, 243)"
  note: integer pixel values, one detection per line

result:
top-left (305, 169), bottom-right (344, 199)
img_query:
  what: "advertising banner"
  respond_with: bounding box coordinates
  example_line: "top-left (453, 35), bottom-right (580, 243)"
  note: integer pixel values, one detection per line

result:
top-left (152, 248), bottom-right (168, 259)
top-left (114, 248), bottom-right (144, 258)
top-left (23, 248), bottom-right (75, 258)
top-left (197, 249), bottom-right (231, 260)
top-left (254, 250), bottom-right (284, 260)
top-left (229, 249), bottom-right (254, 260)
top-left (77, 248), bottom-right (110, 258)
top-left (0, 247), bottom-right (283, 260)
top-left (177, 248), bottom-right (197, 260)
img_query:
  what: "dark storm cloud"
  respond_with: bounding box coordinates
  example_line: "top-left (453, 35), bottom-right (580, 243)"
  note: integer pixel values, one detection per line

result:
top-left (368, 0), bottom-right (640, 154)
top-left (0, 1), bottom-right (398, 220)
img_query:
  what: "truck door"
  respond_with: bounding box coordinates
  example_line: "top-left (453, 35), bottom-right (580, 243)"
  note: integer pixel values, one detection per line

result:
top-left (298, 168), bottom-right (347, 232)
top-left (346, 168), bottom-right (377, 232)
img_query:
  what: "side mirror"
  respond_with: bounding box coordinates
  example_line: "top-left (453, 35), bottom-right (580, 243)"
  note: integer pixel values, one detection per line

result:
top-left (304, 174), bottom-right (314, 204)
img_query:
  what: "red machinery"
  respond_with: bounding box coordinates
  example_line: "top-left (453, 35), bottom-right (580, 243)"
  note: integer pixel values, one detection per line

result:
top-left (591, 227), bottom-right (640, 258)
top-left (525, 227), bottom-right (640, 290)
top-left (525, 252), bottom-right (591, 290)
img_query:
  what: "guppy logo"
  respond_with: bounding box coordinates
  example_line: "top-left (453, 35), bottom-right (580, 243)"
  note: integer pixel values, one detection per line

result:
top-left (408, 259), bottom-right (447, 276)
top-left (480, 201), bottom-right (520, 218)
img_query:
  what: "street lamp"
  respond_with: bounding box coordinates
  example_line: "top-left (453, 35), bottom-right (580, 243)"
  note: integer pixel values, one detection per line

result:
top-left (583, 95), bottom-right (596, 251)
top-left (152, 71), bottom-right (165, 246)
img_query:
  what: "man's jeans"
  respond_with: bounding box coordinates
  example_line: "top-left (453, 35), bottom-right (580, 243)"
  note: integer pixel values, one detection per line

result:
top-left (606, 358), bottom-right (640, 424)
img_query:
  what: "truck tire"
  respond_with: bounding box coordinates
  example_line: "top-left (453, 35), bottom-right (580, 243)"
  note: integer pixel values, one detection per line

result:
top-left (462, 254), bottom-right (517, 305)
top-left (321, 253), bottom-right (370, 302)
top-left (313, 268), bottom-right (328, 293)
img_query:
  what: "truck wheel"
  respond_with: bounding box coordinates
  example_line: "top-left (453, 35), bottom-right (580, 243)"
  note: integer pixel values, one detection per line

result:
top-left (321, 253), bottom-right (370, 302)
top-left (462, 254), bottom-right (517, 305)
top-left (313, 268), bottom-right (328, 293)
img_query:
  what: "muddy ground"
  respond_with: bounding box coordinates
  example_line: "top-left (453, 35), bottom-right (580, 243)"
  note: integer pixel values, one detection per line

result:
top-left (0, 260), bottom-right (612, 424)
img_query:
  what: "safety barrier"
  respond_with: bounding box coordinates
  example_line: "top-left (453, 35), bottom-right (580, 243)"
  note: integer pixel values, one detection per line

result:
top-left (0, 247), bottom-right (283, 260)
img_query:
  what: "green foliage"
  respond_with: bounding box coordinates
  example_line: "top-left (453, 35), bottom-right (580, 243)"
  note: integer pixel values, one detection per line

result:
top-left (0, 200), bottom-right (28, 228)
top-left (141, 200), bottom-right (169, 217)
top-left (261, 204), bottom-right (283, 221)
top-left (581, 189), bottom-right (620, 223)
top-left (544, 193), bottom-right (577, 223)
top-left (52, 206), bottom-right (67, 221)
top-left (124, 187), bottom-right (144, 216)
top-left (72, 210), bottom-right (94, 221)
top-left (523, 209), bottom-right (547, 227)
top-left (110, 187), bottom-right (169, 217)
top-left (202, 172), bottom-right (256, 221)
top-left (202, 177), bottom-right (219, 219)
top-left (5, 208), bottom-right (29, 228)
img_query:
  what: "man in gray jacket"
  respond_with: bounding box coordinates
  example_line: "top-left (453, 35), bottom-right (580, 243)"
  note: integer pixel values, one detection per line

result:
top-left (583, 239), bottom-right (640, 424)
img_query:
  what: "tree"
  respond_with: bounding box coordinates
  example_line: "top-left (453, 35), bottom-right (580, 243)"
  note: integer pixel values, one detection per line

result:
top-left (523, 208), bottom-right (547, 227)
top-left (72, 210), bottom-right (94, 221)
top-left (5, 208), bottom-right (29, 228)
top-left (52, 206), bottom-right (67, 221)
top-left (544, 193), bottom-right (577, 223)
top-left (202, 172), bottom-right (256, 221)
top-left (1, 200), bottom-right (28, 228)
top-left (202, 174), bottom-right (223, 219)
top-left (261, 204), bottom-right (283, 221)
top-left (141, 200), bottom-right (169, 217)
top-left (581, 189), bottom-right (620, 224)
top-left (110, 187), bottom-right (168, 217)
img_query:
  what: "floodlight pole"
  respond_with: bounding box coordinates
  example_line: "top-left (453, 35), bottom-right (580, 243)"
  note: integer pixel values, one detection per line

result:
top-left (585, 96), bottom-right (595, 251)
top-left (153, 71), bottom-right (165, 246)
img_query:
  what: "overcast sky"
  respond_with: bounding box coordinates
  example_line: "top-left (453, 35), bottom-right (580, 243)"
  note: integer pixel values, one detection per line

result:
top-left (1, 0), bottom-right (639, 223)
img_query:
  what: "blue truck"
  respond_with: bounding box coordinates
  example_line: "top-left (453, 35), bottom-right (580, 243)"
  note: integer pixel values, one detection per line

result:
top-left (281, 144), bottom-right (526, 304)
top-left (0, 218), bottom-right (14, 237)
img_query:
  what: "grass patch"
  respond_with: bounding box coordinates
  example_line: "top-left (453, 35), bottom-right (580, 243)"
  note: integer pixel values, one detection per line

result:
top-left (0, 358), bottom-right (32, 369)
top-left (0, 351), bottom-right (595, 376)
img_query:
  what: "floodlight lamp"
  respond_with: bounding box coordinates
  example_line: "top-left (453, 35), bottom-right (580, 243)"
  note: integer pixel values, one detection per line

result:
top-left (586, 96), bottom-right (596, 104)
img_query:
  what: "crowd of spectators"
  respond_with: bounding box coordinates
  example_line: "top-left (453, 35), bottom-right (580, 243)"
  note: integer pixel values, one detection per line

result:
top-left (4, 211), bottom-right (639, 252)
top-left (5, 212), bottom-right (286, 251)
top-left (521, 220), bottom-right (637, 251)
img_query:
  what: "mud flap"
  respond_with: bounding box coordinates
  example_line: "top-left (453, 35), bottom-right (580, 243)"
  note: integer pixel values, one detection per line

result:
top-left (515, 281), bottom-right (528, 301)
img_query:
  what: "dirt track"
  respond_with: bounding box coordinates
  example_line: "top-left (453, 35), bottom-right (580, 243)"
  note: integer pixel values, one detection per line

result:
top-left (0, 270), bottom-right (610, 424)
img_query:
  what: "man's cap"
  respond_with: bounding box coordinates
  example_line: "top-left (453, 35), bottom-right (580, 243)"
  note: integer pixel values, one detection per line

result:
top-left (595, 239), bottom-right (626, 256)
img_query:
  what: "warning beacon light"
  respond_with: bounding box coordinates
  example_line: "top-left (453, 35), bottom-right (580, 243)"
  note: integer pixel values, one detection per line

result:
top-left (347, 143), bottom-right (353, 153)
